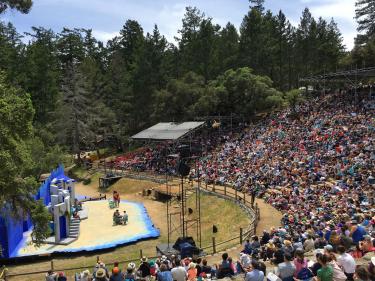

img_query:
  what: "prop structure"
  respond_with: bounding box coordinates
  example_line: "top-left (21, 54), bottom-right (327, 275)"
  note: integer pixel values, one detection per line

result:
top-left (0, 165), bottom-right (76, 258)
top-left (46, 177), bottom-right (77, 244)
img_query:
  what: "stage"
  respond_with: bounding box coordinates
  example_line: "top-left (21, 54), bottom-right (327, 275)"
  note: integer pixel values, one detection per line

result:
top-left (12, 200), bottom-right (160, 258)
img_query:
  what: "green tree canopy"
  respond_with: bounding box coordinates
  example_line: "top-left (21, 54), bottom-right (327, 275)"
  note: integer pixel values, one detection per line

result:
top-left (0, 72), bottom-right (49, 246)
top-left (0, 0), bottom-right (32, 14)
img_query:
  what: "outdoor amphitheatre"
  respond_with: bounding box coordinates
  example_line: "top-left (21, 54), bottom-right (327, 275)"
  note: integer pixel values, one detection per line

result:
top-left (0, 0), bottom-right (374, 281)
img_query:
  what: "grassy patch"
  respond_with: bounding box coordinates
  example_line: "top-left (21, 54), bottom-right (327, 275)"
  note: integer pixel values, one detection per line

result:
top-left (107, 178), bottom-right (156, 195)
top-left (186, 193), bottom-right (250, 247)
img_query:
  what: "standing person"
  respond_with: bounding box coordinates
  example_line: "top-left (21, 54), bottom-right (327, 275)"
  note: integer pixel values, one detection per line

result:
top-left (250, 186), bottom-right (256, 207)
top-left (113, 191), bottom-right (120, 207)
top-left (337, 246), bottom-right (356, 281)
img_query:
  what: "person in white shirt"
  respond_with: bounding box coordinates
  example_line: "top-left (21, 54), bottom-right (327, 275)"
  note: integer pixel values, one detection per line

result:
top-left (239, 253), bottom-right (252, 272)
top-left (337, 245), bottom-right (356, 281)
top-left (171, 259), bottom-right (187, 281)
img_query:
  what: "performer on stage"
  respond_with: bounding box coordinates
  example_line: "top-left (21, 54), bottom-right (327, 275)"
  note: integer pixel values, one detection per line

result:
top-left (123, 211), bottom-right (128, 225)
top-left (113, 190), bottom-right (120, 207)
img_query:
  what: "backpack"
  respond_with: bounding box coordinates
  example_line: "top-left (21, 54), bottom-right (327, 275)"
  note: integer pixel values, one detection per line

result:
top-left (297, 267), bottom-right (313, 280)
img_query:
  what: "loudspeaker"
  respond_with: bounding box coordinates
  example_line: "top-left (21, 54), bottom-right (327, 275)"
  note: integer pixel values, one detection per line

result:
top-left (173, 236), bottom-right (197, 250)
top-left (213, 225), bottom-right (218, 233)
top-left (177, 160), bottom-right (190, 177)
top-left (188, 208), bottom-right (193, 215)
top-left (178, 145), bottom-right (190, 158)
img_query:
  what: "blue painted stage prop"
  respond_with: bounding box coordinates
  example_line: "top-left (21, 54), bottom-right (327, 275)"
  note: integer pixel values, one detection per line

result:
top-left (0, 165), bottom-right (71, 259)
top-left (15, 200), bottom-right (159, 257)
top-left (0, 166), bottom-right (160, 259)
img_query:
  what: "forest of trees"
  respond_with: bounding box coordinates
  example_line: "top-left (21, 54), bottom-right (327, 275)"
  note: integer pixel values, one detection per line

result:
top-left (1, 0), bottom-right (375, 243)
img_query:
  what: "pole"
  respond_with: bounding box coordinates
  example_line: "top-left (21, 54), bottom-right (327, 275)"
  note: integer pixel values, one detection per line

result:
top-left (165, 155), bottom-right (170, 248)
top-left (197, 159), bottom-right (202, 247)
top-left (212, 237), bottom-right (216, 254)
top-left (181, 175), bottom-right (186, 238)
top-left (240, 228), bottom-right (243, 245)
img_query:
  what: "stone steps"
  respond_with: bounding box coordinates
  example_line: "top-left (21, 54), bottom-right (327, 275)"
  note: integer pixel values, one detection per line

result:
top-left (69, 218), bottom-right (81, 239)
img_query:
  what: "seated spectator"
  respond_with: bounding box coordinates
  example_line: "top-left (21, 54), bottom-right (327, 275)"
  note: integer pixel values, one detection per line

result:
top-left (228, 257), bottom-right (236, 275)
top-left (195, 258), bottom-right (202, 276)
top-left (171, 259), bottom-right (187, 281)
top-left (354, 266), bottom-right (370, 281)
top-left (157, 264), bottom-right (173, 281)
top-left (294, 248), bottom-right (308, 278)
top-left (149, 260), bottom-right (157, 277)
top-left (351, 244), bottom-right (364, 259)
top-left (324, 245), bottom-right (336, 262)
top-left (45, 270), bottom-right (58, 281)
top-left (275, 253), bottom-right (296, 281)
top-left (201, 259), bottom-right (212, 276)
top-left (293, 236), bottom-right (303, 251)
top-left (239, 253), bottom-right (252, 273)
top-left (79, 270), bottom-right (91, 281)
top-left (337, 245), bottom-right (356, 281)
top-left (109, 267), bottom-right (122, 281)
top-left (283, 240), bottom-right (295, 256)
top-left (57, 272), bottom-right (67, 281)
top-left (350, 221), bottom-right (367, 244)
top-left (315, 254), bottom-right (333, 281)
top-left (245, 260), bottom-right (264, 281)
top-left (94, 268), bottom-right (109, 281)
top-left (260, 230), bottom-right (271, 246)
top-left (217, 253), bottom-right (234, 278)
top-left (94, 262), bottom-right (109, 279)
top-left (360, 235), bottom-right (375, 254)
top-left (243, 239), bottom-right (252, 254)
top-left (310, 253), bottom-right (323, 277)
top-left (138, 256), bottom-right (151, 279)
top-left (272, 243), bottom-right (285, 265)
top-left (124, 263), bottom-right (136, 281)
top-left (187, 263), bottom-right (197, 281)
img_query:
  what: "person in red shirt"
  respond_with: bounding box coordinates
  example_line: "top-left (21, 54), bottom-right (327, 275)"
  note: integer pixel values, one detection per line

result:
top-left (113, 191), bottom-right (120, 207)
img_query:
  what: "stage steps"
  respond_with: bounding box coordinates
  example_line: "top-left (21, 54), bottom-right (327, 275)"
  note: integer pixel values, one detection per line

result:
top-left (69, 218), bottom-right (81, 238)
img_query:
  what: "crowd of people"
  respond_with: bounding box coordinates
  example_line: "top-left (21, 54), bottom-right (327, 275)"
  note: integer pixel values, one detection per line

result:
top-left (45, 89), bottom-right (374, 281)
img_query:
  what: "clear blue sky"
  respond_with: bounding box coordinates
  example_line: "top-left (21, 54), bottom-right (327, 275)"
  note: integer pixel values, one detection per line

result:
top-left (1, 0), bottom-right (357, 50)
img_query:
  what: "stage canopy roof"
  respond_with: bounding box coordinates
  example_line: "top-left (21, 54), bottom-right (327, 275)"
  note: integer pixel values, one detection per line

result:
top-left (131, 122), bottom-right (205, 141)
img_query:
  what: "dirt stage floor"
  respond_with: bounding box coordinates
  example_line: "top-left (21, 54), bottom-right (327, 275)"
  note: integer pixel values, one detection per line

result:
top-left (17, 200), bottom-right (159, 257)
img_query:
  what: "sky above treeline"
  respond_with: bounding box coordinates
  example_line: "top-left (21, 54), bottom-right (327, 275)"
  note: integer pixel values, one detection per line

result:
top-left (1, 0), bottom-right (357, 50)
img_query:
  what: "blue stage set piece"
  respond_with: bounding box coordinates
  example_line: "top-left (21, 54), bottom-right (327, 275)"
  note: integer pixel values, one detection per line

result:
top-left (0, 165), bottom-right (71, 258)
